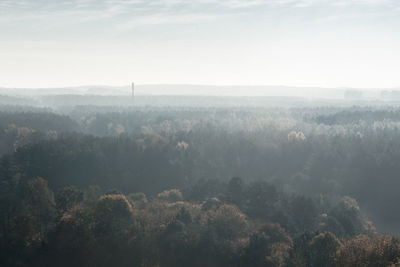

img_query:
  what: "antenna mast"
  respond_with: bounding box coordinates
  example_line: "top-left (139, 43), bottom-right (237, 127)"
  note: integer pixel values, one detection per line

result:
top-left (132, 83), bottom-right (135, 100)
top-left (131, 82), bottom-right (135, 106)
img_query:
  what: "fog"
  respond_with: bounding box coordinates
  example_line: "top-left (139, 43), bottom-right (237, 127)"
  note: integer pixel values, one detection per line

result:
top-left (0, 84), bottom-right (397, 98)
top-left (1, 89), bottom-right (400, 266)
top-left (3, 0), bottom-right (400, 266)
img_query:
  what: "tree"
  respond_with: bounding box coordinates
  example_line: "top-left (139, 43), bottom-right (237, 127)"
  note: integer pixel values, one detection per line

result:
top-left (23, 177), bottom-right (56, 240)
top-left (336, 235), bottom-right (400, 267)
top-left (288, 231), bottom-right (340, 267)
top-left (309, 232), bottom-right (341, 267)
top-left (226, 177), bottom-right (245, 207)
top-left (329, 196), bottom-right (364, 236)
top-left (245, 182), bottom-right (278, 220)
top-left (93, 194), bottom-right (134, 234)
top-left (55, 186), bottom-right (83, 216)
top-left (240, 223), bottom-right (292, 267)
top-left (157, 189), bottom-right (183, 202)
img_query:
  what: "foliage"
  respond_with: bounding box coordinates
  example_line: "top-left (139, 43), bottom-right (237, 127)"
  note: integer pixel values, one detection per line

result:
top-left (1, 103), bottom-right (400, 265)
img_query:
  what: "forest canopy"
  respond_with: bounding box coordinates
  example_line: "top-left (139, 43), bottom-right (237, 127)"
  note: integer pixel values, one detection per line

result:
top-left (1, 97), bottom-right (400, 266)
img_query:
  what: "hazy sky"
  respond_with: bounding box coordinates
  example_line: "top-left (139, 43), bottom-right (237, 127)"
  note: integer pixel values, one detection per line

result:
top-left (1, 0), bottom-right (400, 88)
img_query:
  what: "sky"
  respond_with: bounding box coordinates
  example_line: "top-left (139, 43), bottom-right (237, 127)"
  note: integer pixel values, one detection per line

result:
top-left (1, 0), bottom-right (400, 89)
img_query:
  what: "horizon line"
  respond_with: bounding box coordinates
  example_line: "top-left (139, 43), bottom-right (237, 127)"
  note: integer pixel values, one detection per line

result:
top-left (1, 84), bottom-right (399, 91)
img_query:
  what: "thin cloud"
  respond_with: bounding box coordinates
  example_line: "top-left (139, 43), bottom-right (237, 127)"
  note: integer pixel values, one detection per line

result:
top-left (1, 0), bottom-right (399, 17)
top-left (116, 13), bottom-right (234, 31)
top-left (0, 0), bottom-right (399, 28)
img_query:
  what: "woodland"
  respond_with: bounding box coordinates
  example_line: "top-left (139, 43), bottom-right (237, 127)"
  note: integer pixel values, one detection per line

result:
top-left (1, 97), bottom-right (400, 266)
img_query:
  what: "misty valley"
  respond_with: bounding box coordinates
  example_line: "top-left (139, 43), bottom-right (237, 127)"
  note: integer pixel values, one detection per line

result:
top-left (1, 94), bottom-right (400, 266)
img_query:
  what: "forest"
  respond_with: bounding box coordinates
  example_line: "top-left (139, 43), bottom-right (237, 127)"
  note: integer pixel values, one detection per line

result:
top-left (2, 97), bottom-right (400, 266)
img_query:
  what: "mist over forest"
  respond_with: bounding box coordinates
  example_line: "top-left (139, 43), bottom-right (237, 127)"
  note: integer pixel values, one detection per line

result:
top-left (3, 0), bottom-right (400, 264)
top-left (1, 89), bottom-right (400, 266)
